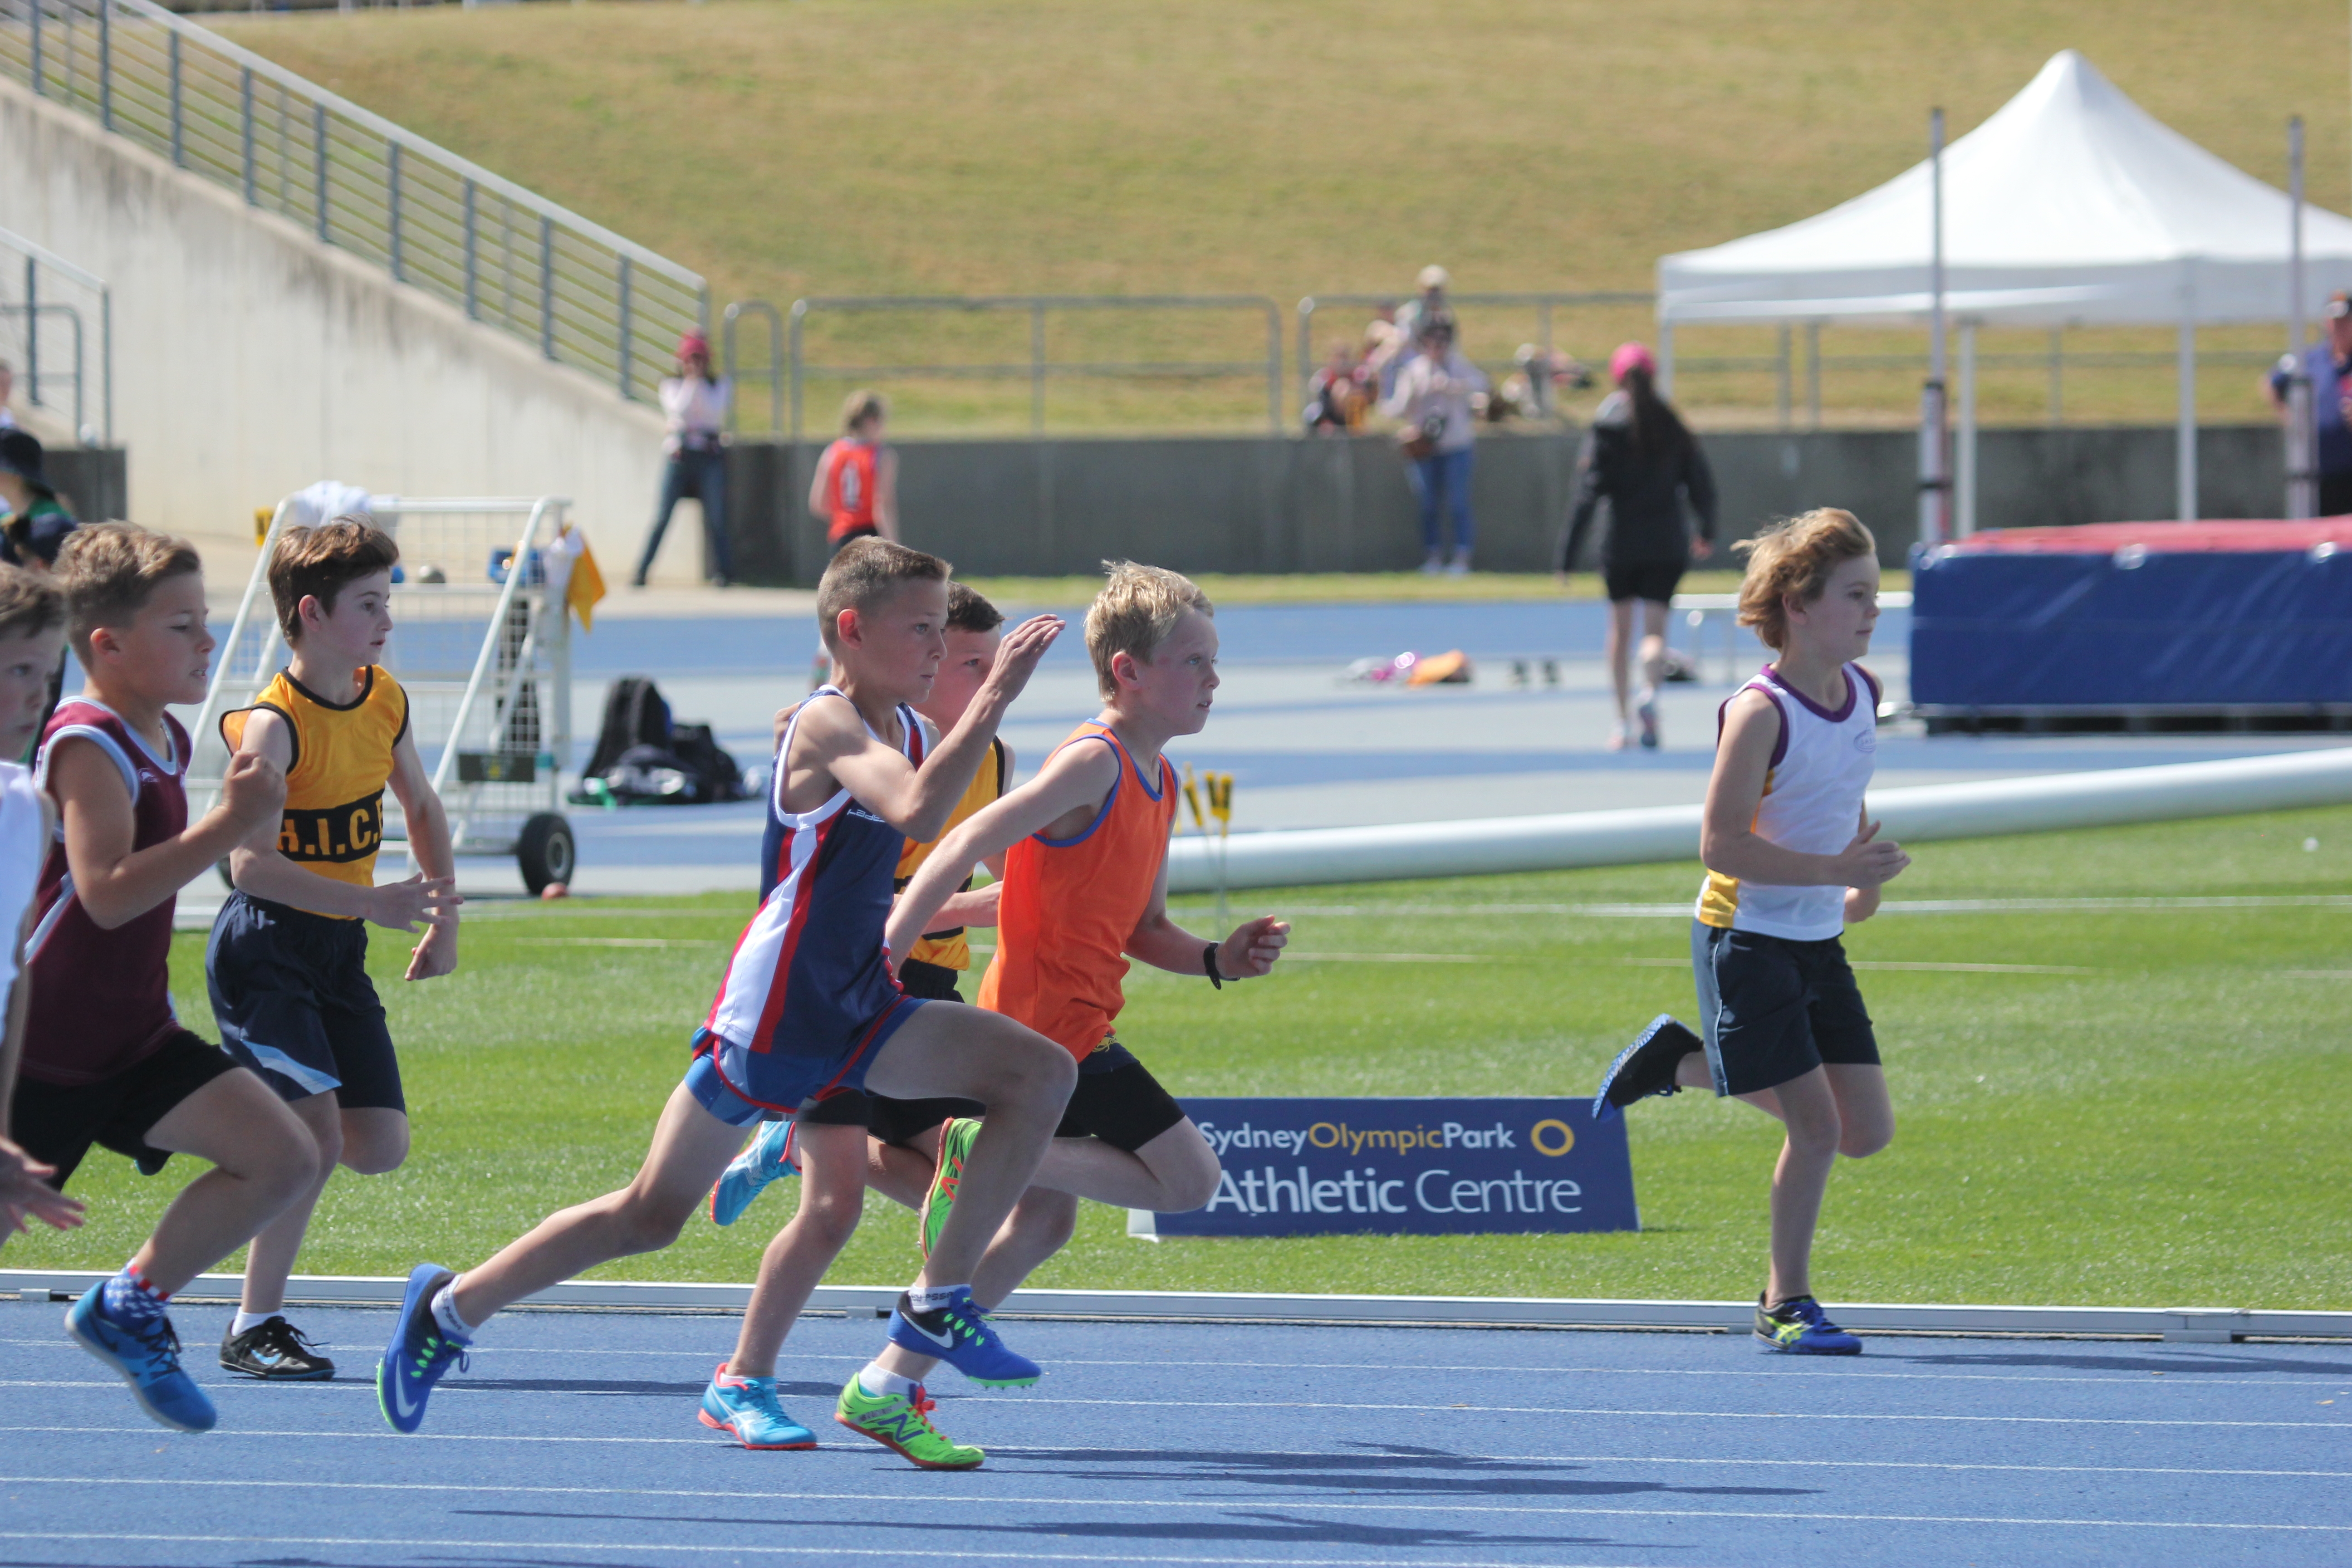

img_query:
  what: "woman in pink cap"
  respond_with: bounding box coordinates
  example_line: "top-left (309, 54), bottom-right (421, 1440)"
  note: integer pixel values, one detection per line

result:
top-left (1556, 341), bottom-right (1716, 749)
top-left (632, 333), bottom-right (733, 588)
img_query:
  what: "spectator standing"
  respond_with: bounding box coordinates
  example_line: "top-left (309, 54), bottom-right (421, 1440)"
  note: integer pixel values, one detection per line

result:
top-left (808, 391), bottom-right (899, 552)
top-left (1382, 314), bottom-right (1488, 574)
top-left (1557, 342), bottom-right (1717, 750)
top-left (2269, 293), bottom-right (2352, 515)
top-left (0, 431), bottom-right (76, 569)
top-left (1392, 266), bottom-right (1453, 355)
top-left (631, 333), bottom-right (731, 589)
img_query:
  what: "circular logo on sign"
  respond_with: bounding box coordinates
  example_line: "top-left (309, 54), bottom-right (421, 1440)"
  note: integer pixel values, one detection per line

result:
top-left (1530, 1119), bottom-right (1576, 1157)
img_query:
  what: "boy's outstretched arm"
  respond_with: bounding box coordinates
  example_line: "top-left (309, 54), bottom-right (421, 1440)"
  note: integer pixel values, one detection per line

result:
top-left (1701, 691), bottom-right (1909, 891)
top-left (823, 613), bottom-right (1060, 843)
top-left (221, 711), bottom-right (460, 960)
top-left (1124, 844), bottom-right (1288, 979)
top-left (53, 739), bottom-right (283, 930)
top-left (885, 737), bottom-right (1118, 960)
top-left (386, 726), bottom-right (461, 980)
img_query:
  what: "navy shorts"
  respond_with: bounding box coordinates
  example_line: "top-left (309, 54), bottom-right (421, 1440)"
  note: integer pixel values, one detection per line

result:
top-left (685, 993), bottom-right (928, 1129)
top-left (10, 1029), bottom-right (240, 1186)
top-left (802, 960), bottom-right (983, 1143)
top-left (1691, 921), bottom-right (1879, 1097)
top-left (207, 892), bottom-right (405, 1112)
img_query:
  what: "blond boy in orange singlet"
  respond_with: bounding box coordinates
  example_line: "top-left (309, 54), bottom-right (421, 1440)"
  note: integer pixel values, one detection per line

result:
top-left (880, 561), bottom-right (1289, 1401)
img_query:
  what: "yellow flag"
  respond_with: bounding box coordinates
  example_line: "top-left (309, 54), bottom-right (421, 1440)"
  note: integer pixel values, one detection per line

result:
top-left (564, 529), bottom-right (608, 631)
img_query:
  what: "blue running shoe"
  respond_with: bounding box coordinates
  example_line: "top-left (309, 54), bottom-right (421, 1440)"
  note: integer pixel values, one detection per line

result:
top-left (885, 1287), bottom-right (1040, 1387)
top-left (1755, 1294), bottom-right (1862, 1355)
top-left (65, 1283), bottom-right (215, 1433)
top-left (376, 1264), bottom-right (470, 1433)
top-left (1592, 1014), bottom-right (1703, 1122)
top-left (710, 1115), bottom-right (799, 1227)
top-left (699, 1362), bottom-right (817, 1449)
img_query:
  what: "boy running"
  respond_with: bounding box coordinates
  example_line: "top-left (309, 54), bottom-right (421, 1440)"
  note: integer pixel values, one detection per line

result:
top-left (10, 526), bottom-right (316, 1431)
top-left (377, 539), bottom-right (1078, 1462)
top-left (1592, 509), bottom-right (1901, 1354)
top-left (698, 580), bottom-right (1010, 1455)
top-left (208, 519), bottom-right (462, 1380)
top-left (875, 562), bottom-right (1288, 1406)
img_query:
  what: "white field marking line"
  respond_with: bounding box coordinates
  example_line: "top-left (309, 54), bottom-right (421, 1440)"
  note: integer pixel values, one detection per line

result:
top-left (510, 936), bottom-right (726, 948)
top-left (0, 1476), bottom-right (2343, 1534)
top-left (1008, 1396), bottom-right (2349, 1429)
top-left (1258, 896), bottom-right (2352, 918)
top-left (1280, 951), bottom-right (2098, 974)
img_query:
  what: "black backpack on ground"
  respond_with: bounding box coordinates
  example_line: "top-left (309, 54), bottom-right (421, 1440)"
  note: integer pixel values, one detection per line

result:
top-left (586, 676), bottom-right (672, 779)
top-left (583, 677), bottom-right (745, 805)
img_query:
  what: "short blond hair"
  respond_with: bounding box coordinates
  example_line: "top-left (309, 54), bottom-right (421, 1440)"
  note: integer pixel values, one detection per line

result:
top-left (1085, 560), bottom-right (1212, 698)
top-left (0, 563), bottom-right (64, 644)
top-left (842, 389), bottom-right (887, 434)
top-left (58, 524), bottom-right (203, 664)
top-left (1733, 508), bottom-right (1876, 652)
top-left (815, 535), bottom-right (948, 652)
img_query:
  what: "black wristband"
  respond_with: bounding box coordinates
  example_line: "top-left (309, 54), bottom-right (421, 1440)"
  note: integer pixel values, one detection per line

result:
top-left (1203, 941), bottom-right (1224, 989)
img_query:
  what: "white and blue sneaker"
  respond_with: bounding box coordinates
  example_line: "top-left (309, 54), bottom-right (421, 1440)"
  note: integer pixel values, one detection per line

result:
top-left (376, 1264), bottom-right (469, 1433)
top-left (710, 1115), bottom-right (799, 1228)
top-left (65, 1283), bottom-right (216, 1433)
top-left (699, 1363), bottom-right (817, 1449)
top-left (886, 1287), bottom-right (1040, 1388)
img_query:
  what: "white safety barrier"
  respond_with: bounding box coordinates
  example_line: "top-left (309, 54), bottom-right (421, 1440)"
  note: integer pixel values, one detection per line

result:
top-left (1164, 745), bottom-right (2352, 893)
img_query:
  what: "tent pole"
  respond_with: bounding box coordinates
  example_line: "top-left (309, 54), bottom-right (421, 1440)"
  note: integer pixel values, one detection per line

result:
top-left (1658, 320), bottom-right (1675, 401)
top-left (1957, 322), bottom-right (1977, 537)
top-left (1919, 106), bottom-right (1949, 550)
top-left (2288, 114), bottom-right (2316, 520)
top-left (2177, 289), bottom-right (2198, 523)
top-left (1806, 321), bottom-right (1822, 428)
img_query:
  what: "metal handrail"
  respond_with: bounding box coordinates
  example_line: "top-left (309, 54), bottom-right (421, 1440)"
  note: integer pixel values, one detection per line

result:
top-left (723, 299), bottom-right (784, 437)
top-left (0, 223), bottom-right (111, 444)
top-left (1298, 290), bottom-right (1653, 407)
top-left (0, 0), bottom-right (705, 406)
top-left (784, 294), bottom-right (1285, 440)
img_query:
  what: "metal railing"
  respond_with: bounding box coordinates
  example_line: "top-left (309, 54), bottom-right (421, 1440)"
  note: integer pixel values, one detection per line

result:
top-left (0, 224), bottom-right (110, 444)
top-left (782, 295), bottom-right (1285, 440)
top-left (1297, 291), bottom-right (1652, 410)
top-left (0, 0), bottom-right (706, 406)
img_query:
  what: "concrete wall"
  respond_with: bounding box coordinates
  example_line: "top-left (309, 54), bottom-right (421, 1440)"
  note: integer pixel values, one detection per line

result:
top-left (0, 79), bottom-right (706, 586)
top-left (727, 422), bottom-right (2289, 585)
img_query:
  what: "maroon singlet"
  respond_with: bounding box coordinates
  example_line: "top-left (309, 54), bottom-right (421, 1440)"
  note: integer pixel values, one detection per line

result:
top-left (20, 700), bottom-right (191, 1087)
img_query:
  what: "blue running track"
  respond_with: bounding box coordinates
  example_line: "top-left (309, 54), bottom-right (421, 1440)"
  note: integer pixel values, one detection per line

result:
top-left (2, 1303), bottom-right (2346, 1566)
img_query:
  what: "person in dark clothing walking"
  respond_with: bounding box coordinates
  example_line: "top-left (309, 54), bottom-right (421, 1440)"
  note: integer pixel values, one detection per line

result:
top-left (1557, 342), bottom-right (1716, 750)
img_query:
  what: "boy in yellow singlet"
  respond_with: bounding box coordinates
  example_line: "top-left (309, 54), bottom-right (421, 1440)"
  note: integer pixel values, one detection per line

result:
top-left (206, 519), bottom-right (462, 1380)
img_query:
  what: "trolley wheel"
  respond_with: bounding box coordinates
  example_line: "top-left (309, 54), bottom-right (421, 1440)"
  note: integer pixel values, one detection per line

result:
top-left (517, 813), bottom-right (576, 897)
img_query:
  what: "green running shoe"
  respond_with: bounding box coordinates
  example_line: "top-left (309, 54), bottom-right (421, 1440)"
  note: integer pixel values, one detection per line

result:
top-left (919, 1117), bottom-right (980, 1259)
top-left (833, 1372), bottom-right (984, 1470)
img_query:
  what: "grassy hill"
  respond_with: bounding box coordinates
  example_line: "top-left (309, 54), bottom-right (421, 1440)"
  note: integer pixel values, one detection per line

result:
top-left (214, 0), bottom-right (2345, 433)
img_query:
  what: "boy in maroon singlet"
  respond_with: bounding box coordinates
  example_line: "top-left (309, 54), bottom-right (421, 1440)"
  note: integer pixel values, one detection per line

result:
top-left (8, 527), bottom-right (315, 1433)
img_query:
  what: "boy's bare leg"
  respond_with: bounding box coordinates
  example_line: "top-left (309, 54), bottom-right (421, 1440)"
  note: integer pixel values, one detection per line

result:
top-left (866, 1131), bottom-right (937, 1209)
top-left (1024, 1121), bottom-right (1220, 1213)
top-left (858, 1004), bottom-right (1074, 1288)
top-left (136, 1071), bottom-right (318, 1296)
top-left (1822, 1064), bottom-right (1893, 1159)
top-left (238, 1091), bottom-right (343, 1317)
top-left (451, 1083), bottom-right (742, 1327)
top-left (1761, 1067), bottom-right (1842, 1304)
top-left (727, 1122), bottom-right (870, 1380)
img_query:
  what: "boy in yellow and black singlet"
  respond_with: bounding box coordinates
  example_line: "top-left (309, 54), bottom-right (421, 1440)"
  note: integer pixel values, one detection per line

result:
top-left (205, 519), bottom-right (462, 1381)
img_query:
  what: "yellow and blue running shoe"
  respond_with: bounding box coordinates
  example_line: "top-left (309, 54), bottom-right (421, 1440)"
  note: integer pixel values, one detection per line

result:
top-left (376, 1264), bottom-right (470, 1432)
top-left (710, 1114), bottom-right (799, 1227)
top-left (1755, 1294), bottom-right (1862, 1355)
top-left (700, 1362), bottom-right (817, 1449)
top-left (65, 1283), bottom-right (216, 1433)
top-left (886, 1286), bottom-right (1040, 1387)
top-left (833, 1372), bottom-right (983, 1470)
top-left (917, 1117), bottom-right (979, 1257)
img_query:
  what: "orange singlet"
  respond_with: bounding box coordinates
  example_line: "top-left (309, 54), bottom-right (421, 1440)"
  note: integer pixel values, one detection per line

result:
top-left (822, 438), bottom-right (881, 542)
top-left (977, 722), bottom-right (1176, 1062)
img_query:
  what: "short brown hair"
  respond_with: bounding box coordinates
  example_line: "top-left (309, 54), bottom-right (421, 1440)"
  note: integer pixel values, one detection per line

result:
top-left (0, 563), bottom-right (65, 644)
top-left (815, 536), bottom-right (949, 652)
top-left (1085, 560), bottom-right (1212, 698)
top-left (945, 580), bottom-right (1003, 635)
top-left (1733, 508), bottom-right (1877, 651)
top-left (842, 389), bottom-right (887, 434)
top-left (270, 517), bottom-right (399, 642)
top-left (58, 524), bottom-right (203, 664)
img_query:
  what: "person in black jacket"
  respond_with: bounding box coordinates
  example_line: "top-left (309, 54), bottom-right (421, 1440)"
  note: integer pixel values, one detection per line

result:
top-left (1556, 342), bottom-right (1716, 750)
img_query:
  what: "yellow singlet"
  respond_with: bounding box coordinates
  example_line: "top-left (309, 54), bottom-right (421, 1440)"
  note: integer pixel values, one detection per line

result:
top-left (221, 666), bottom-right (409, 918)
top-left (894, 735), bottom-right (1007, 970)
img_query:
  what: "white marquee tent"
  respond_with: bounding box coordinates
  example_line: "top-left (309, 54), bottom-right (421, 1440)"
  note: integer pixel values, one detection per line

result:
top-left (1656, 49), bottom-right (2352, 526)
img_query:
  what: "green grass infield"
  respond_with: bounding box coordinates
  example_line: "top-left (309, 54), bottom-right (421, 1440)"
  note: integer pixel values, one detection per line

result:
top-left (12, 804), bottom-right (2351, 1310)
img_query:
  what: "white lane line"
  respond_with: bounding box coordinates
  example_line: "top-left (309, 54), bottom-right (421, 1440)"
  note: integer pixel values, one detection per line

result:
top-left (1005, 1396), bottom-right (2351, 1430)
top-left (1280, 953), bottom-right (2099, 973)
top-left (512, 936), bottom-right (726, 948)
top-left (1260, 896), bottom-right (2352, 918)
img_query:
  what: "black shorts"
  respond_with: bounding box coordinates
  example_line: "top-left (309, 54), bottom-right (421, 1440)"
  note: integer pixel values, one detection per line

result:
top-left (829, 525), bottom-right (880, 553)
top-left (1691, 921), bottom-right (1879, 1097)
top-left (800, 959), bottom-right (983, 1144)
top-left (206, 892), bottom-right (405, 1112)
top-left (1603, 559), bottom-right (1686, 606)
top-left (1055, 1039), bottom-right (1187, 1153)
top-left (10, 1030), bottom-right (240, 1187)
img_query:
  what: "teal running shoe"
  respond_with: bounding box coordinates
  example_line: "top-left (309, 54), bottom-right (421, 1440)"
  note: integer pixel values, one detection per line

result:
top-left (1755, 1294), bottom-right (1863, 1355)
top-left (886, 1286), bottom-right (1039, 1387)
top-left (710, 1115), bottom-right (799, 1227)
top-left (699, 1363), bottom-right (817, 1450)
top-left (65, 1283), bottom-right (216, 1433)
top-left (376, 1264), bottom-right (470, 1433)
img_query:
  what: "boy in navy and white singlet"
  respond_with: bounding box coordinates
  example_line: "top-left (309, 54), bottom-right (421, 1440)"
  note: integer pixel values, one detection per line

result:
top-left (379, 539), bottom-right (1080, 1469)
top-left (10, 527), bottom-right (315, 1432)
top-left (1592, 509), bottom-right (1902, 1355)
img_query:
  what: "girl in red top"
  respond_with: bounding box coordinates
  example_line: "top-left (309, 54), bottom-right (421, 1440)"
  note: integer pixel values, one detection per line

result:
top-left (809, 390), bottom-right (898, 550)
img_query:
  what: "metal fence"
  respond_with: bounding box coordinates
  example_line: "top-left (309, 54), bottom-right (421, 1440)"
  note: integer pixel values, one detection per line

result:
top-left (1297, 291), bottom-right (1651, 414)
top-left (0, 223), bottom-right (109, 443)
top-left (767, 295), bottom-right (1286, 441)
top-left (0, 0), bottom-right (706, 406)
